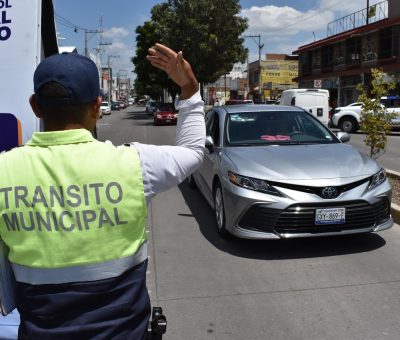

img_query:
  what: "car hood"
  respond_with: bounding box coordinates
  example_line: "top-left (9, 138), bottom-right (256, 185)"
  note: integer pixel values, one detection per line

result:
top-left (224, 143), bottom-right (380, 185)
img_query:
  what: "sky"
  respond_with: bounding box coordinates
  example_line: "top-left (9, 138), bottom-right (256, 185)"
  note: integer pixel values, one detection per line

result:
top-left (53, 0), bottom-right (382, 80)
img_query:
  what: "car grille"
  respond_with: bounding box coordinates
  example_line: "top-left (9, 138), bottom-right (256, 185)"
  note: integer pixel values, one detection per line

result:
top-left (238, 199), bottom-right (390, 235)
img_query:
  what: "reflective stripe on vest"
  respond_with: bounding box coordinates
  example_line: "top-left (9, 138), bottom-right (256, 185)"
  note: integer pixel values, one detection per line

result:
top-left (0, 129), bottom-right (148, 281)
top-left (12, 242), bottom-right (147, 284)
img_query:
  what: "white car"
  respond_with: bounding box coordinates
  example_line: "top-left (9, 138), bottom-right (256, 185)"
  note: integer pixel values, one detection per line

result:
top-left (331, 102), bottom-right (363, 133)
top-left (332, 98), bottom-right (400, 133)
top-left (100, 101), bottom-right (111, 115)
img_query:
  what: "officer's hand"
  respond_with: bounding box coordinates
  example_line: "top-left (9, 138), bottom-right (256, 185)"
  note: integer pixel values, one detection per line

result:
top-left (147, 43), bottom-right (198, 99)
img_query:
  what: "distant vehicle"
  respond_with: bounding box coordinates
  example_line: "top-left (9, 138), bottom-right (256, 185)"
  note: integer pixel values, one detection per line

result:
top-left (279, 89), bottom-right (330, 126)
top-left (153, 103), bottom-right (178, 126)
top-left (264, 99), bottom-right (278, 104)
top-left (331, 96), bottom-right (400, 133)
top-left (189, 104), bottom-right (392, 239)
top-left (100, 101), bottom-right (111, 115)
top-left (128, 98), bottom-right (135, 105)
top-left (225, 99), bottom-right (253, 105)
top-left (146, 100), bottom-right (157, 114)
top-left (110, 101), bottom-right (120, 111)
top-left (118, 101), bottom-right (126, 109)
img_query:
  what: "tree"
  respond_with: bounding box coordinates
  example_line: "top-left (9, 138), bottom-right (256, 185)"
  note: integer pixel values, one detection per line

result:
top-left (132, 21), bottom-right (166, 100)
top-left (132, 0), bottom-right (248, 99)
top-left (356, 68), bottom-right (396, 159)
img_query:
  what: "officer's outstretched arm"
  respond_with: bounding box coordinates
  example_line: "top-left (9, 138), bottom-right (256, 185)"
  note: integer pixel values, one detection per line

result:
top-left (146, 43), bottom-right (198, 99)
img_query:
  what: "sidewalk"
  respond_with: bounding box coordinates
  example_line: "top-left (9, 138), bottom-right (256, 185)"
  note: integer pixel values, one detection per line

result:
top-left (386, 169), bottom-right (400, 225)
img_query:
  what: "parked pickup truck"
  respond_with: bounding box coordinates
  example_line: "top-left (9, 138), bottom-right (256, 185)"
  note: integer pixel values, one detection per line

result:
top-left (331, 96), bottom-right (400, 133)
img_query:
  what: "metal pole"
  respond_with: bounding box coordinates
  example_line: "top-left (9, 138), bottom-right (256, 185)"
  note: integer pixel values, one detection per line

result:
top-left (366, 0), bottom-right (370, 25)
top-left (258, 35), bottom-right (262, 103)
top-left (224, 74), bottom-right (227, 102)
top-left (84, 30), bottom-right (88, 57)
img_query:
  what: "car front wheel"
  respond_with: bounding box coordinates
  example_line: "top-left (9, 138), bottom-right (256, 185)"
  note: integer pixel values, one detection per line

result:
top-left (214, 183), bottom-right (230, 238)
top-left (339, 117), bottom-right (358, 133)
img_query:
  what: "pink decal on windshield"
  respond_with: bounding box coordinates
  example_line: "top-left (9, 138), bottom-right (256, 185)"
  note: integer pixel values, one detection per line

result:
top-left (260, 135), bottom-right (291, 141)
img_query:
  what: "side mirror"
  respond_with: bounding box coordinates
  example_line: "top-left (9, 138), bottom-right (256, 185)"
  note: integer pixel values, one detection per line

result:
top-left (205, 135), bottom-right (214, 152)
top-left (336, 131), bottom-right (350, 143)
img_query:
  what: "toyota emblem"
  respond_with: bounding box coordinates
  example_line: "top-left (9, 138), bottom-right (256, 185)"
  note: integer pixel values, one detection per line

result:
top-left (321, 187), bottom-right (338, 199)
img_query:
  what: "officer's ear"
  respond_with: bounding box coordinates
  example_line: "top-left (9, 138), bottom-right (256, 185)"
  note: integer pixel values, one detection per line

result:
top-left (90, 96), bottom-right (102, 119)
top-left (29, 95), bottom-right (42, 118)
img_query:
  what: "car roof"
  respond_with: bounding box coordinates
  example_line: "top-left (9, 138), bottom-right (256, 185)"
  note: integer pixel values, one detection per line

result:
top-left (219, 104), bottom-right (305, 114)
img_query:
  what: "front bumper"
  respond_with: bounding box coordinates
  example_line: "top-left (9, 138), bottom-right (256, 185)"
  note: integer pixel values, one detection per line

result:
top-left (222, 178), bottom-right (393, 239)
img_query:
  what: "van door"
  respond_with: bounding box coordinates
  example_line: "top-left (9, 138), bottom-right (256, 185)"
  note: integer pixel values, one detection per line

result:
top-left (313, 93), bottom-right (329, 126)
top-left (297, 93), bottom-right (329, 126)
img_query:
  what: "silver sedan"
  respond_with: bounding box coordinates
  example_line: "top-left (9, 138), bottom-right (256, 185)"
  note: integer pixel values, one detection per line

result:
top-left (190, 105), bottom-right (393, 239)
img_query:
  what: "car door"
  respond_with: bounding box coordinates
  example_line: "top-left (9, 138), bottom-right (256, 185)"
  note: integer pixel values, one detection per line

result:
top-left (197, 110), bottom-right (221, 202)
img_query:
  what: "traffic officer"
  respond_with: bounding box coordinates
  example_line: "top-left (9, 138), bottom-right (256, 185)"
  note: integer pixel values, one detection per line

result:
top-left (0, 43), bottom-right (205, 339)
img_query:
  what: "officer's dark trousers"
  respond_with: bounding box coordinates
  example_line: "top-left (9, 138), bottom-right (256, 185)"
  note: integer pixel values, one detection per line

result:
top-left (16, 260), bottom-right (151, 340)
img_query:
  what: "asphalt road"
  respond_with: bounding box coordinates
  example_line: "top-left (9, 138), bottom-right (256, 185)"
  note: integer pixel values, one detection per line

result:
top-left (98, 106), bottom-right (400, 340)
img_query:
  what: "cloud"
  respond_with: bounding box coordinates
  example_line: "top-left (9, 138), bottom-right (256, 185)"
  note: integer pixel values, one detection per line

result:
top-left (241, 0), bottom-right (383, 55)
top-left (102, 27), bottom-right (129, 39)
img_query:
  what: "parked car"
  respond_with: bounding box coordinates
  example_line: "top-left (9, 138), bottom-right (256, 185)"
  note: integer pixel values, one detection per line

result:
top-left (100, 101), bottom-right (111, 115)
top-left (189, 104), bottom-right (392, 239)
top-left (153, 103), bottom-right (178, 125)
top-left (110, 101), bottom-right (120, 111)
top-left (146, 100), bottom-right (157, 114)
top-left (331, 97), bottom-right (400, 133)
top-left (118, 101), bottom-right (127, 109)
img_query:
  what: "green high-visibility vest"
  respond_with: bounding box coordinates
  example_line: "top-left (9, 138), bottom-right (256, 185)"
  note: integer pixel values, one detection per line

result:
top-left (0, 129), bottom-right (147, 284)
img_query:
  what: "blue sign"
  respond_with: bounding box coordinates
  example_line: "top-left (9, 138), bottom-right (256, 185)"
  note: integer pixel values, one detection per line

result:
top-left (0, 113), bottom-right (21, 152)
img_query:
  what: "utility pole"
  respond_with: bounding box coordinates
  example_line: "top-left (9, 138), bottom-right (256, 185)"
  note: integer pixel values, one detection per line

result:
top-left (106, 55), bottom-right (119, 104)
top-left (366, 0), bottom-right (370, 25)
top-left (84, 29), bottom-right (103, 57)
top-left (244, 34), bottom-right (264, 103)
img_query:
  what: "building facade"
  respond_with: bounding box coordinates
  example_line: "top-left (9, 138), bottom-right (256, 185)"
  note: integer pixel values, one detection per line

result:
top-left (294, 0), bottom-right (400, 107)
top-left (248, 54), bottom-right (298, 103)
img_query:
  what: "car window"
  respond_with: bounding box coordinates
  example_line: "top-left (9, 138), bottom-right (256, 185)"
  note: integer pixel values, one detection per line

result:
top-left (225, 110), bottom-right (337, 146)
top-left (381, 97), bottom-right (400, 109)
top-left (206, 111), bottom-right (220, 146)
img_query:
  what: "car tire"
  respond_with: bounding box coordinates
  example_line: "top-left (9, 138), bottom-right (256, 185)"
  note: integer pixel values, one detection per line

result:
top-left (153, 118), bottom-right (158, 126)
top-left (339, 117), bottom-right (358, 133)
top-left (187, 174), bottom-right (197, 189)
top-left (213, 182), bottom-right (230, 238)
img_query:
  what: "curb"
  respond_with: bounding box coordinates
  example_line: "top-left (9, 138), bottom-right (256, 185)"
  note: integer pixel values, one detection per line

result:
top-left (386, 169), bottom-right (400, 225)
top-left (391, 203), bottom-right (400, 225)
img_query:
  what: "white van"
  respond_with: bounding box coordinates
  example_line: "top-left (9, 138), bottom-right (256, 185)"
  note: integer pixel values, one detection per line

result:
top-left (279, 89), bottom-right (330, 126)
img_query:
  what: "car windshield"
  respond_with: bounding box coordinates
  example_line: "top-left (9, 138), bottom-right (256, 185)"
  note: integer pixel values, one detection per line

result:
top-left (225, 110), bottom-right (338, 146)
top-left (101, 102), bottom-right (108, 106)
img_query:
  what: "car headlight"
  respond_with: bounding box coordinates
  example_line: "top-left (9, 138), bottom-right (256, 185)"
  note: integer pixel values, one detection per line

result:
top-left (368, 169), bottom-right (386, 191)
top-left (228, 171), bottom-right (281, 196)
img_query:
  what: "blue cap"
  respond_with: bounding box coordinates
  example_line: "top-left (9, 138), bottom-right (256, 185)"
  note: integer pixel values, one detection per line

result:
top-left (34, 53), bottom-right (100, 107)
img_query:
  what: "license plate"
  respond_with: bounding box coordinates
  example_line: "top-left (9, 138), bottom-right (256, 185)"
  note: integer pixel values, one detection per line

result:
top-left (166, 119), bottom-right (171, 123)
top-left (315, 208), bottom-right (345, 225)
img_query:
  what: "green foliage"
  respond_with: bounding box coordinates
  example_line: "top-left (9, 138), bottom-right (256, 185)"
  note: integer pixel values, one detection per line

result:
top-left (131, 21), bottom-right (167, 99)
top-left (132, 0), bottom-right (248, 98)
top-left (356, 69), bottom-right (396, 159)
